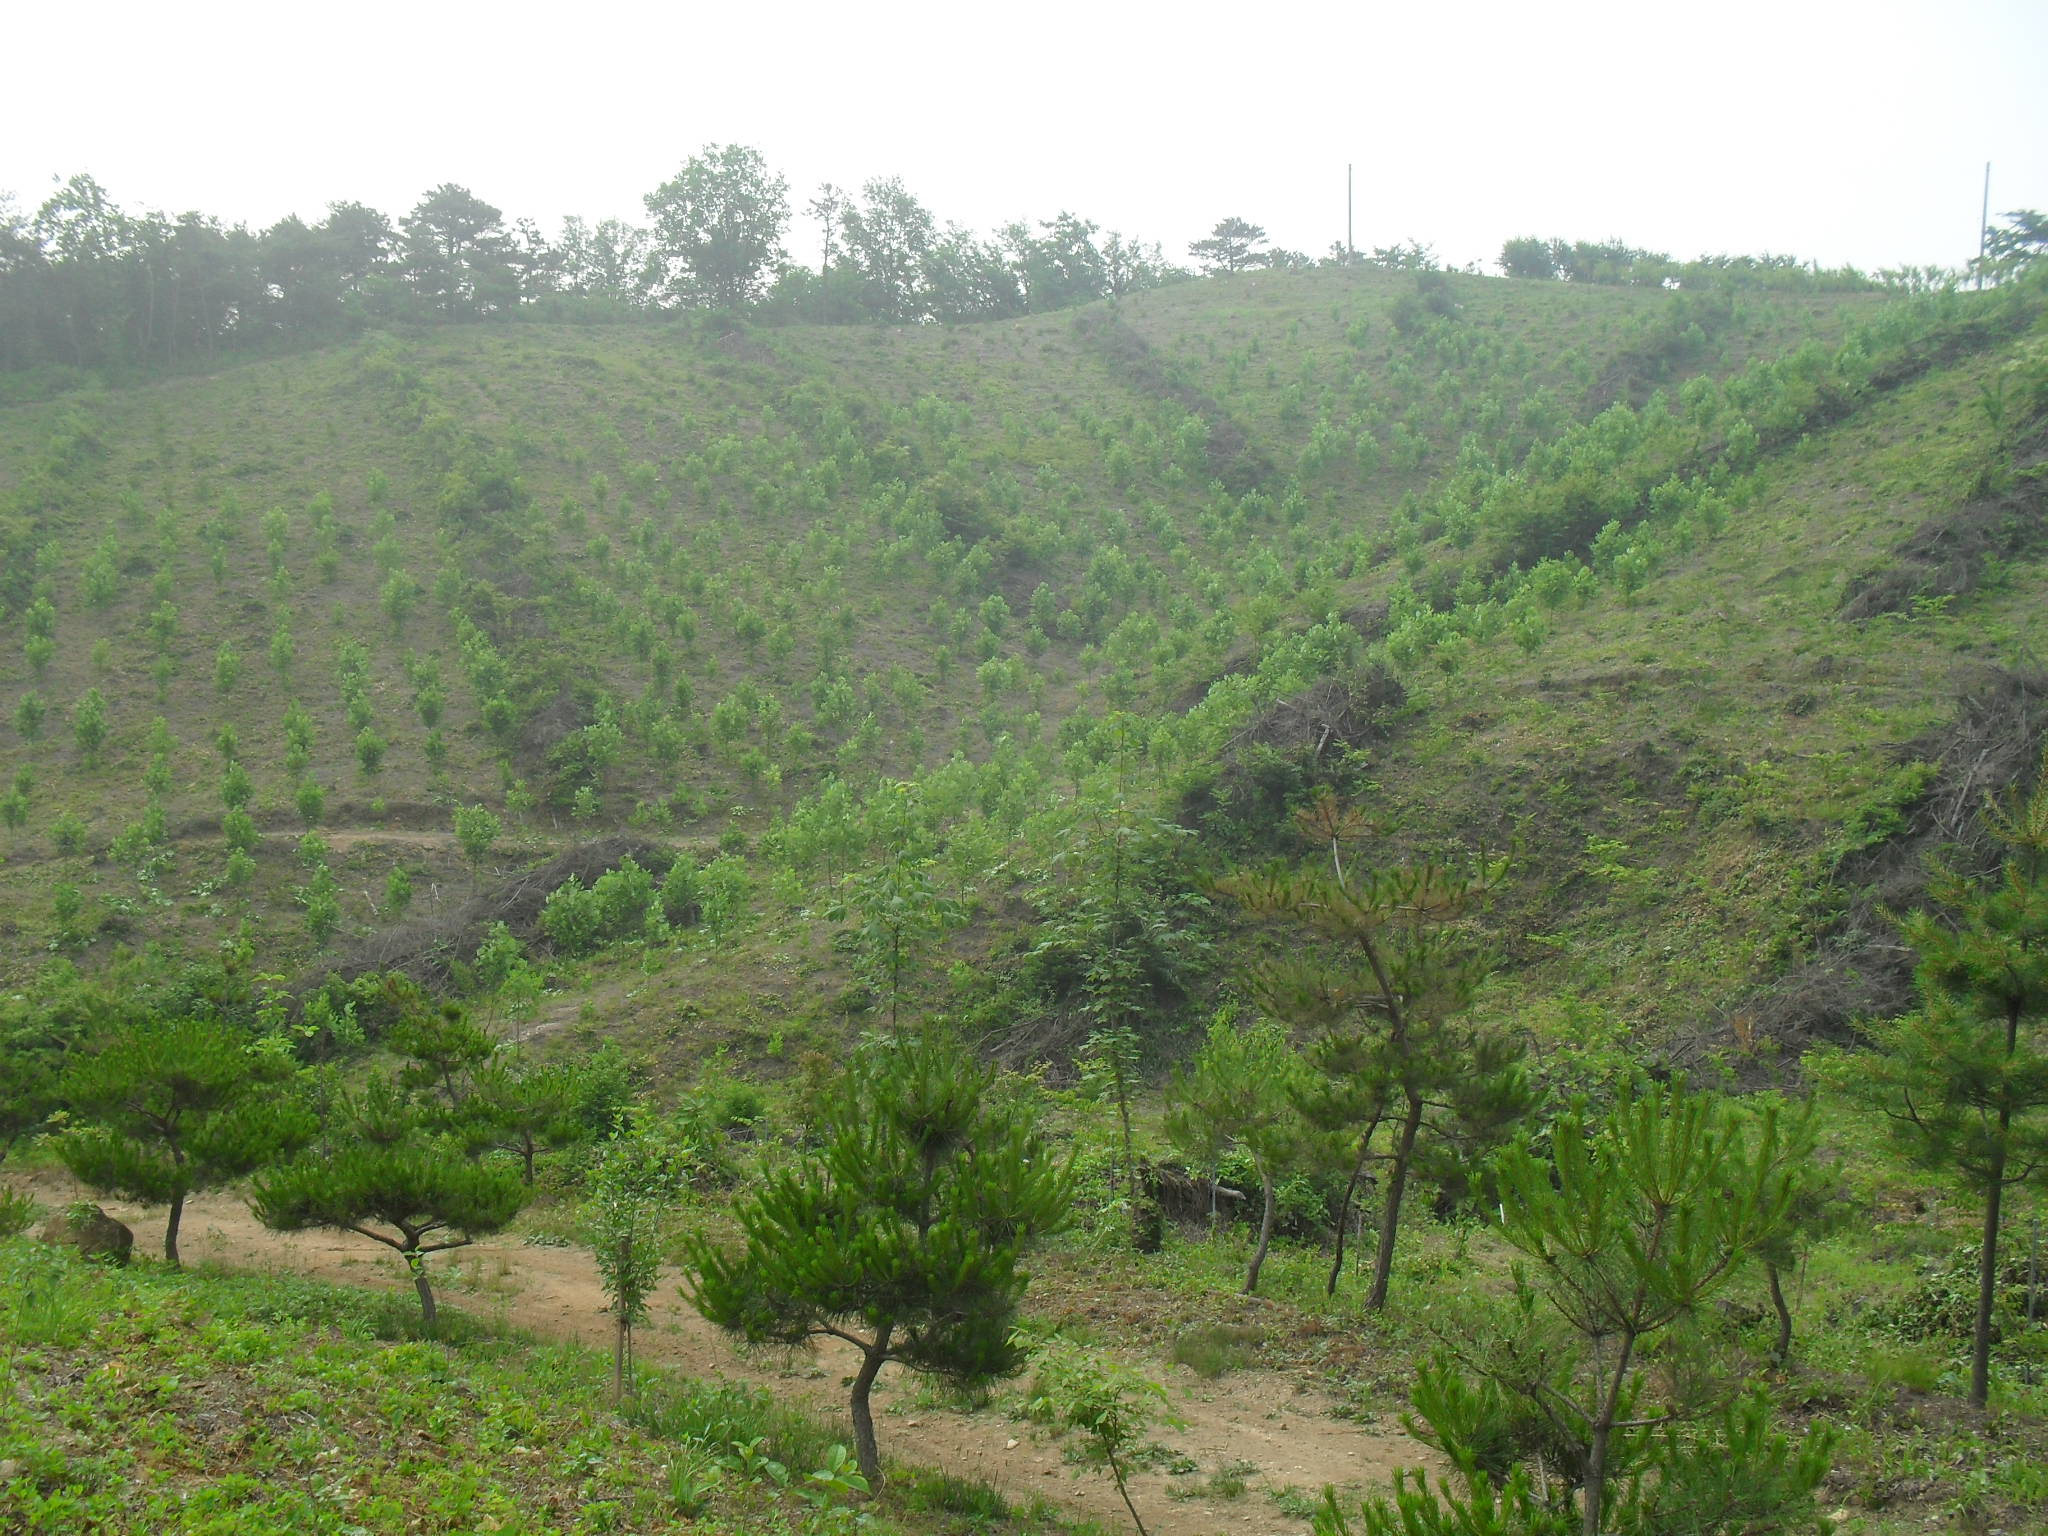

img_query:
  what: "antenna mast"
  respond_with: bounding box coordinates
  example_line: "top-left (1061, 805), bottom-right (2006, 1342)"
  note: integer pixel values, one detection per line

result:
top-left (1977, 161), bottom-right (1991, 288)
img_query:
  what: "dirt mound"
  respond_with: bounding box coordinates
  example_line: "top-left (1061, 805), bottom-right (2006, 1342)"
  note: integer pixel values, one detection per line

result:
top-left (1177, 668), bottom-right (1408, 861)
top-left (1227, 668), bottom-right (1407, 763)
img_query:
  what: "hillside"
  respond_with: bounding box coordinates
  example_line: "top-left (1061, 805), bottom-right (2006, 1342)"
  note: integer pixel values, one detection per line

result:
top-left (4, 265), bottom-right (2007, 1042)
top-left (5, 258), bottom-right (2048, 1535)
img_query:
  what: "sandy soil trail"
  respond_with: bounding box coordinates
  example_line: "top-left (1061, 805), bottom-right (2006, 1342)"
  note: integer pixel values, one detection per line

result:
top-left (53, 1185), bottom-right (1432, 1534)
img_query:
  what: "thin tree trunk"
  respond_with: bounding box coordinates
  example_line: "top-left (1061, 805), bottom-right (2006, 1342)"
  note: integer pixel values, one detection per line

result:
top-left (614, 1314), bottom-right (628, 1403)
top-left (1327, 1120), bottom-right (1381, 1297)
top-left (1767, 1264), bottom-right (1794, 1364)
top-left (1366, 1093), bottom-right (1425, 1311)
top-left (848, 1325), bottom-right (892, 1484)
top-left (1973, 1136), bottom-right (2008, 1409)
top-left (1115, 1074), bottom-right (1136, 1205)
top-left (1582, 1328), bottom-right (1641, 1536)
top-left (1968, 997), bottom-right (2024, 1409)
top-left (164, 1190), bottom-right (185, 1268)
top-left (888, 929), bottom-right (901, 1030)
top-left (141, 261), bottom-right (156, 369)
top-left (410, 1253), bottom-right (438, 1334)
top-left (1245, 1158), bottom-right (1276, 1294)
top-left (1105, 1438), bottom-right (1149, 1536)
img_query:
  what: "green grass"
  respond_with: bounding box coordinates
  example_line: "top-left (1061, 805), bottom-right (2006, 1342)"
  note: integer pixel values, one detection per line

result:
top-left (0, 1238), bottom-right (1036, 1536)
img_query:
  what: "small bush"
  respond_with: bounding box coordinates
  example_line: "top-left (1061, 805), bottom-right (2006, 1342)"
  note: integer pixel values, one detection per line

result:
top-left (0, 1187), bottom-right (39, 1238)
top-left (49, 810), bottom-right (87, 856)
top-left (538, 858), bottom-right (665, 956)
top-left (1170, 1322), bottom-right (1263, 1380)
top-left (539, 877), bottom-right (604, 955)
top-left (899, 1469), bottom-right (1010, 1520)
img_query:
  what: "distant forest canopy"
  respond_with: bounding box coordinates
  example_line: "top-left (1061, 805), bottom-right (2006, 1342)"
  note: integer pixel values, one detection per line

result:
top-left (1, 141), bottom-right (2035, 382)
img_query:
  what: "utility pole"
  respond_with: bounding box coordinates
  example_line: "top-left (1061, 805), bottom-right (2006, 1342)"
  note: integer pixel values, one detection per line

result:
top-left (1347, 164), bottom-right (1355, 262)
top-left (1977, 161), bottom-right (1991, 289)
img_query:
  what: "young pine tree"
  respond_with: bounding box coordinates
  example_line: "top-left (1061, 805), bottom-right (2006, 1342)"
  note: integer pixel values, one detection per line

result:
top-left (1223, 793), bottom-right (1527, 1306)
top-left (463, 1052), bottom-right (591, 1186)
top-left (1344, 1085), bottom-right (1827, 1536)
top-left (685, 1030), bottom-right (1071, 1482)
top-left (1853, 756), bottom-right (2048, 1407)
top-left (253, 1076), bottom-right (528, 1332)
top-left (57, 1014), bottom-right (313, 1266)
top-left (390, 1004), bottom-right (494, 1112)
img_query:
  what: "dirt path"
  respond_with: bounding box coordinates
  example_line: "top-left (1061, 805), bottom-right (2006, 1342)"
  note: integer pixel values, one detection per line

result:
top-left (62, 1187), bottom-right (1431, 1535)
top-left (314, 827), bottom-right (457, 854)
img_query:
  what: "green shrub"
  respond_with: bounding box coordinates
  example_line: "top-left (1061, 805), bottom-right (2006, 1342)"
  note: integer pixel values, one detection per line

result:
top-left (1169, 1323), bottom-right (1263, 1380)
top-left (50, 810), bottom-right (88, 855)
top-left (0, 1186), bottom-right (39, 1238)
top-left (539, 858), bottom-right (666, 956)
top-left (593, 858), bottom-right (660, 938)
top-left (539, 878), bottom-right (604, 955)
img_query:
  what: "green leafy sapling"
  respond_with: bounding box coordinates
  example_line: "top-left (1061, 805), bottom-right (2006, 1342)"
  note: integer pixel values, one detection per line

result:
top-left (1165, 1010), bottom-right (1310, 1293)
top-left (71, 688), bottom-right (108, 766)
top-left (453, 802), bottom-right (502, 879)
top-left (1027, 1341), bottom-right (1180, 1536)
top-left (583, 1125), bottom-right (677, 1401)
top-left (1079, 1024), bottom-right (1144, 1205)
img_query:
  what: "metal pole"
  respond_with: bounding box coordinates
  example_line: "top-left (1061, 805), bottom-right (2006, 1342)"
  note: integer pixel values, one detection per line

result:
top-left (1977, 161), bottom-right (1991, 289)
top-left (1347, 164), bottom-right (1354, 261)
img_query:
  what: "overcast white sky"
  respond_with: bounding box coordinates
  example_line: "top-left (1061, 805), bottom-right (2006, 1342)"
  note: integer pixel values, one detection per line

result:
top-left (6, 0), bottom-right (2045, 275)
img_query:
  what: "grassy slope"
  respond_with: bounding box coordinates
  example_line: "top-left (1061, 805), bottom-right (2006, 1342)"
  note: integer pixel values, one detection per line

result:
top-left (1373, 336), bottom-right (2044, 1051)
top-left (0, 270), bottom-right (1890, 951)
top-left (0, 269), bottom-right (2035, 1080)
top-left (0, 1236), bottom-right (1052, 1535)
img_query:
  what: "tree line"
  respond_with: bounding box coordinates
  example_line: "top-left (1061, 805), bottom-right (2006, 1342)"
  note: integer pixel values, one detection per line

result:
top-left (0, 147), bottom-right (1191, 377)
top-left (8, 138), bottom-right (1960, 383)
